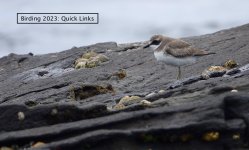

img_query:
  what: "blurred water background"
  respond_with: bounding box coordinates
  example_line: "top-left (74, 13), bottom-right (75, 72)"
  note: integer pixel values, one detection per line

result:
top-left (0, 0), bottom-right (249, 57)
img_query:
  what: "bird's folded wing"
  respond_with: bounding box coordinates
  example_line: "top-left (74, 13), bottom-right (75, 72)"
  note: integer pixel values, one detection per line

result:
top-left (167, 40), bottom-right (191, 49)
top-left (165, 48), bottom-right (194, 57)
top-left (165, 40), bottom-right (193, 57)
top-left (165, 40), bottom-right (208, 57)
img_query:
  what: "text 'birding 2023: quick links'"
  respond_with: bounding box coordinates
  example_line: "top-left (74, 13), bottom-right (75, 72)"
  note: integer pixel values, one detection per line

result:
top-left (17, 13), bottom-right (99, 24)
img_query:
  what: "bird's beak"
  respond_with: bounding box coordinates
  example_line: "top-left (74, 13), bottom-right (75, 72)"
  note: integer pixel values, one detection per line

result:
top-left (143, 41), bottom-right (152, 49)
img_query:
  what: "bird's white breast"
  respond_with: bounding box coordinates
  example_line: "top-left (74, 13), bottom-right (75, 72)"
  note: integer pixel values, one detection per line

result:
top-left (154, 51), bottom-right (196, 66)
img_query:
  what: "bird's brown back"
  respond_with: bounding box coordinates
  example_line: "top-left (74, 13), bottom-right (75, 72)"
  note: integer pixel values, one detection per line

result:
top-left (158, 39), bottom-right (214, 57)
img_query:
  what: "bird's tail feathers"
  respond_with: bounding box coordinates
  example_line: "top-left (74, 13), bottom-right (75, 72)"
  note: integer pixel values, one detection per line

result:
top-left (194, 51), bottom-right (216, 56)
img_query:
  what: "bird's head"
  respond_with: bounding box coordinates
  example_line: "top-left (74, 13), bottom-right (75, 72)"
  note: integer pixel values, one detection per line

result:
top-left (143, 34), bottom-right (164, 49)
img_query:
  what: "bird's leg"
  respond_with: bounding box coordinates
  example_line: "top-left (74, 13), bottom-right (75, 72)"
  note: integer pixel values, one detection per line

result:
top-left (177, 66), bottom-right (181, 80)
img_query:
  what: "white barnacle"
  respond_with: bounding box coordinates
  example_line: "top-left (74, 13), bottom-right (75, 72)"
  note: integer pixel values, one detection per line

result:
top-left (140, 100), bottom-right (151, 106)
top-left (17, 112), bottom-right (25, 121)
top-left (51, 108), bottom-right (58, 116)
top-left (231, 89), bottom-right (238, 92)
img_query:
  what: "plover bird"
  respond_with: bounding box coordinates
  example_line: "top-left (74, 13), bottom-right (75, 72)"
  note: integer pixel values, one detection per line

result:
top-left (144, 35), bottom-right (215, 79)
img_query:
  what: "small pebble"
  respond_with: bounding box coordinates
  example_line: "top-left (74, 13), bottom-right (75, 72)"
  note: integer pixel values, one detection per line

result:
top-left (32, 142), bottom-right (46, 148)
top-left (51, 108), bottom-right (58, 116)
top-left (231, 89), bottom-right (238, 92)
top-left (17, 112), bottom-right (25, 121)
top-left (158, 90), bottom-right (165, 93)
top-left (140, 100), bottom-right (151, 106)
top-left (146, 92), bottom-right (156, 97)
top-left (232, 134), bottom-right (240, 140)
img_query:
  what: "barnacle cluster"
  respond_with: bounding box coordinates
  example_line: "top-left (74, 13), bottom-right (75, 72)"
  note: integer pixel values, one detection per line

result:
top-left (201, 59), bottom-right (238, 79)
top-left (202, 131), bottom-right (220, 141)
top-left (224, 59), bottom-right (238, 69)
top-left (113, 96), bottom-right (141, 110)
top-left (75, 51), bottom-right (109, 69)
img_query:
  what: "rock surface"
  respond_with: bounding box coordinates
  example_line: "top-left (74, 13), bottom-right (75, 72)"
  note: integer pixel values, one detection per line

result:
top-left (0, 24), bottom-right (249, 150)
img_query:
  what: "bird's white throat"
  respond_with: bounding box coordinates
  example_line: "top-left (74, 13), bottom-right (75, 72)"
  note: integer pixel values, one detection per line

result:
top-left (150, 45), bottom-right (160, 51)
top-left (154, 51), bottom-right (196, 66)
